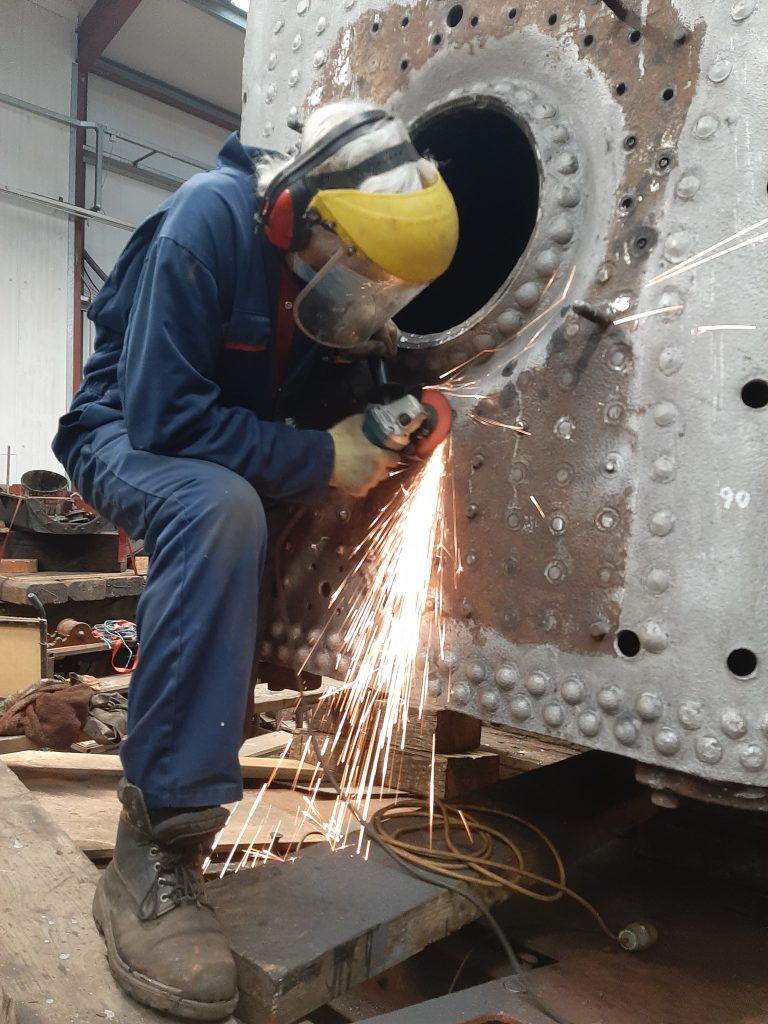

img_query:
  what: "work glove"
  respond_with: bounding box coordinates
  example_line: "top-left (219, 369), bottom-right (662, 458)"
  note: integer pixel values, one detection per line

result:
top-left (335, 321), bottom-right (400, 362)
top-left (327, 414), bottom-right (399, 497)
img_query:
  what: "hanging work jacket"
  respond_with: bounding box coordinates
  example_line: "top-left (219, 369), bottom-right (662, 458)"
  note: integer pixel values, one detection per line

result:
top-left (53, 133), bottom-right (337, 504)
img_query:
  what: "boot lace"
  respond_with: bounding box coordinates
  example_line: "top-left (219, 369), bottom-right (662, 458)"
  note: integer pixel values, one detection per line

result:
top-left (138, 845), bottom-right (210, 921)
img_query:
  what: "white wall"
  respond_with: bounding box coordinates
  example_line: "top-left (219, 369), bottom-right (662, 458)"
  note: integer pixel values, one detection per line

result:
top-left (0, 0), bottom-right (77, 483)
top-left (0, 1), bottom-right (234, 482)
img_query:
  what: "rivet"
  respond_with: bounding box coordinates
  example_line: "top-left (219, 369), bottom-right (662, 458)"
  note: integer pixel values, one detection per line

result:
top-left (307, 628), bottom-right (322, 646)
top-left (481, 688), bottom-right (500, 712)
top-left (543, 702), bottom-right (565, 727)
top-left (273, 17), bottom-right (285, 33)
top-left (597, 263), bottom-right (613, 283)
top-left (554, 415), bottom-right (575, 439)
top-left (316, 650), bottom-right (332, 672)
top-left (578, 710), bottom-right (601, 737)
top-left (652, 454), bottom-right (676, 483)
top-left (676, 173), bottom-right (701, 200)
top-left (466, 502), bottom-right (480, 519)
top-left (535, 248), bottom-right (561, 276)
top-left (495, 309), bottom-right (523, 336)
top-left (663, 348), bottom-right (684, 376)
top-left (596, 564), bottom-right (619, 588)
top-left (549, 512), bottom-right (567, 535)
top-left (694, 114), bottom-right (720, 139)
top-left (614, 714), bottom-right (640, 746)
top-left (514, 89), bottom-right (534, 104)
top-left (545, 560), bottom-right (567, 584)
top-left (291, 32), bottom-right (302, 50)
top-left (731, 0), bottom-right (757, 19)
top-left (555, 463), bottom-right (574, 486)
top-left (636, 692), bottom-right (664, 721)
top-left (262, 122), bottom-right (275, 138)
top-left (695, 735), bottom-right (723, 765)
top-left (739, 744), bottom-right (766, 771)
top-left (295, 644), bottom-right (310, 665)
top-left (264, 84), bottom-right (277, 104)
top-left (496, 664), bottom-right (519, 690)
top-left (597, 685), bottom-right (622, 713)
top-left (603, 455), bottom-right (621, 474)
top-left (510, 695), bottom-right (533, 721)
top-left (338, 507), bottom-right (351, 521)
top-left (707, 56), bottom-right (733, 83)
top-left (548, 215), bottom-right (575, 245)
top-left (428, 677), bottom-right (443, 698)
top-left (558, 366), bottom-right (577, 388)
top-left (555, 152), bottom-right (579, 175)
top-left (549, 124), bottom-right (570, 143)
top-left (452, 682), bottom-right (471, 706)
top-left (506, 507), bottom-right (524, 531)
top-left (525, 671), bottom-right (549, 698)
top-left (471, 452), bottom-right (485, 470)
top-left (296, 0), bottom-right (309, 12)
top-left (344, 0), bottom-right (355, 8)
top-left (608, 342), bottom-right (631, 370)
top-left (288, 624), bottom-right (302, 643)
top-left (639, 620), bottom-right (669, 653)
top-left (653, 401), bottom-right (678, 426)
top-left (654, 727), bottom-right (681, 756)
top-left (288, 69), bottom-right (300, 87)
top-left (645, 568), bottom-right (670, 594)
top-left (720, 708), bottom-right (748, 739)
top-left (260, 640), bottom-right (273, 658)
top-left (327, 632), bottom-right (342, 651)
top-left (664, 230), bottom-right (692, 263)
top-left (649, 509), bottom-right (676, 537)
top-left (534, 102), bottom-right (558, 119)
top-left (504, 557), bottom-right (519, 578)
top-left (562, 676), bottom-right (585, 705)
top-left (465, 550), bottom-right (479, 567)
top-left (267, 51), bottom-right (278, 70)
top-left (440, 650), bottom-right (459, 672)
top-left (270, 620), bottom-right (285, 639)
top-left (604, 401), bottom-right (625, 424)
top-left (276, 644), bottom-right (291, 664)
top-left (316, 15), bottom-right (327, 32)
top-left (590, 620), bottom-right (611, 639)
top-left (678, 700), bottom-right (704, 730)
top-left (313, 48), bottom-right (327, 67)
top-left (467, 660), bottom-right (487, 683)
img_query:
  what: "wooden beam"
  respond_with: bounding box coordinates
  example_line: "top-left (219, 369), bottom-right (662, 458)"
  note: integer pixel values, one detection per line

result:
top-left (78, 0), bottom-right (143, 71)
top-left (0, 760), bottom-right (168, 1021)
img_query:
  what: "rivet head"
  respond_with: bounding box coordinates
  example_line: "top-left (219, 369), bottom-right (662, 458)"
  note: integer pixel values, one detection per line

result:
top-left (659, 346), bottom-right (684, 375)
top-left (645, 568), bottom-right (670, 595)
top-left (496, 664), bottom-right (519, 689)
top-left (555, 463), bottom-right (574, 486)
top-left (288, 624), bottom-right (302, 643)
top-left (260, 640), bottom-right (273, 658)
top-left (578, 711), bottom-right (601, 737)
top-left (315, 651), bottom-right (332, 672)
top-left (597, 686), bottom-right (623, 713)
top-left (678, 700), bottom-right (704, 730)
top-left (327, 632), bottom-right (342, 652)
top-left (515, 282), bottom-right (541, 309)
top-left (596, 507), bottom-right (619, 532)
top-left (604, 401), bottom-right (624, 424)
top-left (509, 695), bottom-right (533, 721)
top-left (653, 402), bottom-right (678, 427)
top-left (707, 56), bottom-right (733, 83)
top-left (664, 230), bottom-right (692, 263)
top-left (264, 84), bottom-right (277, 104)
top-left (652, 454), bottom-right (676, 483)
top-left (481, 688), bottom-right (500, 712)
top-left (428, 677), bottom-right (444, 699)
top-left (695, 735), bottom-right (724, 765)
top-left (562, 676), bottom-right (586, 705)
top-left (270, 620), bottom-right (285, 639)
top-left (549, 123), bottom-right (570, 143)
top-left (273, 18), bottom-right (285, 33)
top-left (694, 114), bottom-right (720, 139)
top-left (545, 560), bottom-right (567, 584)
top-left (466, 502), bottom-right (480, 519)
top-left (534, 102), bottom-right (558, 119)
top-left (267, 51), bottom-right (278, 70)
top-left (548, 215), bottom-right (574, 245)
top-left (555, 152), bottom-right (579, 175)
top-left (557, 185), bottom-right (581, 208)
top-left (465, 550), bottom-right (479, 567)
top-left (262, 121), bottom-right (275, 138)
top-left (291, 32), bottom-right (302, 50)
top-left (720, 708), bottom-right (748, 739)
top-left (543, 702), bottom-right (565, 727)
top-left (739, 744), bottom-right (766, 772)
top-left (676, 173), bottom-right (701, 200)
top-left (276, 644), bottom-right (291, 664)
top-left (467, 660), bottom-right (487, 684)
top-left (615, 714), bottom-right (640, 747)
top-left (440, 651), bottom-right (459, 673)
top-left (636, 692), bottom-right (664, 721)
top-left (452, 682), bottom-right (471, 706)
top-left (338, 507), bottom-right (351, 522)
top-left (313, 48), bottom-right (327, 67)
top-left (639, 620), bottom-right (669, 653)
top-left (525, 671), bottom-right (549, 698)
top-left (554, 415), bottom-right (575, 439)
top-left (506, 507), bottom-right (524, 531)
top-left (654, 727), bottom-right (681, 756)
top-left (649, 509), bottom-right (676, 537)
top-left (316, 15), bottom-right (327, 32)
top-left (549, 513), bottom-right (567, 535)
top-left (495, 309), bottom-right (523, 336)
top-left (731, 0), bottom-right (757, 20)
top-left (288, 69), bottom-right (300, 86)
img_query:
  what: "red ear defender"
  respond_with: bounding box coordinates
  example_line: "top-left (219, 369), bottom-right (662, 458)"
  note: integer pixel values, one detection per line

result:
top-left (263, 189), bottom-right (296, 250)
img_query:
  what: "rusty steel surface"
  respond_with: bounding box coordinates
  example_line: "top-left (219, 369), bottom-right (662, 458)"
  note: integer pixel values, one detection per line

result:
top-left (243, 3), bottom-right (768, 794)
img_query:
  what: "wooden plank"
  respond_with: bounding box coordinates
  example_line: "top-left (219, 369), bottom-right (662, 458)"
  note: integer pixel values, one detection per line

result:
top-left (480, 724), bottom-right (583, 779)
top-left (211, 832), bottom-right (514, 1024)
top-left (0, 570), bottom-right (144, 606)
top-left (0, 735), bottom-right (35, 754)
top-left (350, 977), bottom-right (550, 1024)
top-left (373, 702), bottom-right (482, 755)
top-left (0, 615), bottom-right (45, 695)
top-left (386, 749), bottom-right (499, 800)
top-left (0, 558), bottom-right (38, 573)
top-left (0, 759), bottom-right (170, 1022)
top-left (240, 731), bottom-right (294, 758)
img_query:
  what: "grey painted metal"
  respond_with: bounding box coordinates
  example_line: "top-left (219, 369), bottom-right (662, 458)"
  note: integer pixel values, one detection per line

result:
top-left (0, 184), bottom-right (134, 231)
top-left (243, 2), bottom-right (768, 795)
top-left (82, 148), bottom-right (188, 193)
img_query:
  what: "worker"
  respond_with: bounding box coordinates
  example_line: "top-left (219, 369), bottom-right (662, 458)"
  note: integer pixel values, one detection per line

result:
top-left (52, 99), bottom-right (458, 1021)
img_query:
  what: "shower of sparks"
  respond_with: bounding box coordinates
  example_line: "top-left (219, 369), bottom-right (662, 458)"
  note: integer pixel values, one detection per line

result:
top-left (469, 412), bottom-right (531, 435)
top-left (612, 304), bottom-right (684, 326)
top-left (692, 324), bottom-right (757, 335)
top-left (530, 495), bottom-right (546, 519)
top-left (649, 215), bottom-right (768, 287)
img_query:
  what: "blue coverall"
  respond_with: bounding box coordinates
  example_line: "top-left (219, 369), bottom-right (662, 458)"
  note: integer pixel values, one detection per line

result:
top-left (53, 134), bottom-right (337, 809)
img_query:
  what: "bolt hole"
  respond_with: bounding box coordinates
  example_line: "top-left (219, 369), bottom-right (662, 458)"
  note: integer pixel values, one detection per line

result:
top-left (741, 379), bottom-right (768, 409)
top-left (624, 134), bottom-right (637, 150)
top-left (633, 234), bottom-right (649, 252)
top-left (620, 195), bottom-right (634, 212)
top-left (727, 648), bottom-right (757, 678)
top-left (508, 7), bottom-right (518, 17)
top-left (584, 33), bottom-right (594, 46)
top-left (662, 86), bottom-right (675, 101)
top-left (657, 155), bottom-right (671, 171)
top-left (548, 12), bottom-right (558, 25)
top-left (446, 4), bottom-right (463, 27)
top-left (617, 630), bottom-right (641, 658)
top-left (320, 581), bottom-right (332, 598)
top-left (400, 58), bottom-right (410, 71)
top-left (400, 14), bottom-right (410, 26)
top-left (616, 82), bottom-right (627, 96)
top-left (470, 14), bottom-right (479, 25)
top-left (629, 28), bottom-right (641, 42)
top-left (371, 18), bottom-right (380, 32)
top-left (432, 32), bottom-right (443, 46)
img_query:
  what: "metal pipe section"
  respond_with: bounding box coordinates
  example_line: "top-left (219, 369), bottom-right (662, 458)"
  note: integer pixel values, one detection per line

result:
top-left (0, 183), bottom-right (134, 231)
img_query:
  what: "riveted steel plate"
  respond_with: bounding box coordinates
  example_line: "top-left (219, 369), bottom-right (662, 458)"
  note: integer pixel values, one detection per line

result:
top-left (244, 1), bottom-right (768, 793)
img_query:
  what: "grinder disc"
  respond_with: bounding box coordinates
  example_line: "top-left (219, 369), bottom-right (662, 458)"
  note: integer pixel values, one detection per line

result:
top-left (414, 389), bottom-right (453, 456)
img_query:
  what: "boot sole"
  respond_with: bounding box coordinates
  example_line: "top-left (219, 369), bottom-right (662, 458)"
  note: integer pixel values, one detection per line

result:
top-left (93, 884), bottom-right (239, 1021)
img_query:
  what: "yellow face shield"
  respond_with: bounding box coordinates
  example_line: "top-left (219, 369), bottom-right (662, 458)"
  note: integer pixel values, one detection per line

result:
top-left (308, 172), bottom-right (459, 284)
top-left (294, 171), bottom-right (459, 351)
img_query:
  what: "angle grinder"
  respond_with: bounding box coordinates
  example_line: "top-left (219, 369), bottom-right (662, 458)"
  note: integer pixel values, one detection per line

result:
top-left (362, 388), bottom-right (452, 457)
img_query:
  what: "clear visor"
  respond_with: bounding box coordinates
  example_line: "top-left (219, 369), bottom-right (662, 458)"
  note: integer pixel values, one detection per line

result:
top-left (293, 246), bottom-right (427, 350)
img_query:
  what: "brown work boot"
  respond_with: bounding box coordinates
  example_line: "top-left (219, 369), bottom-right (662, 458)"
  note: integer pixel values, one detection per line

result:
top-left (93, 780), bottom-right (238, 1020)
